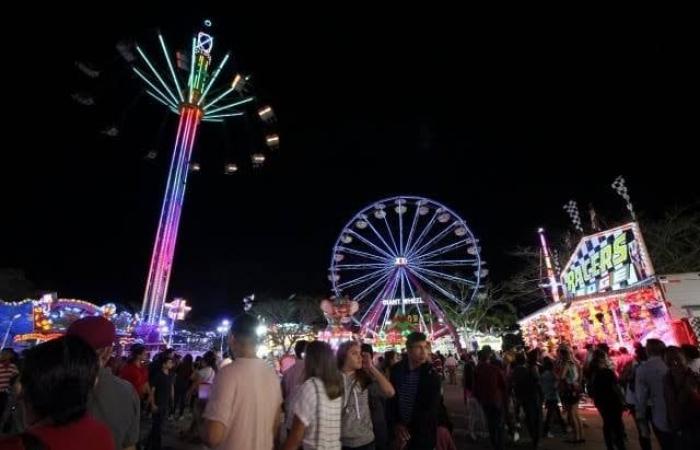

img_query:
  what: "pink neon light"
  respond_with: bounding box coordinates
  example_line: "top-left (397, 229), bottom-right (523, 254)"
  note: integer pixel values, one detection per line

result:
top-left (538, 228), bottom-right (561, 303)
top-left (142, 107), bottom-right (202, 323)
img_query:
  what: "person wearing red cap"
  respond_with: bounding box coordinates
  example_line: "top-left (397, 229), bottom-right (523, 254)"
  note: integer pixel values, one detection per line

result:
top-left (67, 316), bottom-right (140, 450)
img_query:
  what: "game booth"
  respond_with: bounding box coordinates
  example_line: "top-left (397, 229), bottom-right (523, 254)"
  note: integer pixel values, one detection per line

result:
top-left (519, 222), bottom-right (695, 350)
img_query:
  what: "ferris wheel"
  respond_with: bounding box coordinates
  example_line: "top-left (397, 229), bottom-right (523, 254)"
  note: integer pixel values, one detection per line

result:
top-left (329, 196), bottom-right (487, 337)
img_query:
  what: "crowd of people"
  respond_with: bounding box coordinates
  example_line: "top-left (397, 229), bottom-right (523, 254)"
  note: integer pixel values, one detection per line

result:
top-left (459, 340), bottom-right (700, 450)
top-left (0, 314), bottom-right (699, 450)
top-left (0, 315), bottom-right (455, 450)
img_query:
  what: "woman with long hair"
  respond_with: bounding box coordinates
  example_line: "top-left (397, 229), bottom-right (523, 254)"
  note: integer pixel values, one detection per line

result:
top-left (557, 345), bottom-right (584, 444)
top-left (381, 351), bottom-right (399, 378)
top-left (184, 351), bottom-right (218, 442)
top-left (336, 341), bottom-right (395, 450)
top-left (283, 341), bottom-right (344, 450)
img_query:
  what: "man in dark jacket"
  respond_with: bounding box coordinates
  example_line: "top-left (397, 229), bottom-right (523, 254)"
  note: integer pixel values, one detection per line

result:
top-left (387, 332), bottom-right (442, 450)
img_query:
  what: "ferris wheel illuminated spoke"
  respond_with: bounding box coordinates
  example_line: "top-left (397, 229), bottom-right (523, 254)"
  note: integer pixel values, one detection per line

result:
top-left (330, 196), bottom-right (484, 334)
top-left (405, 209), bottom-right (440, 257)
top-left (335, 246), bottom-right (389, 263)
top-left (413, 240), bottom-right (470, 261)
top-left (403, 204), bottom-right (422, 253)
top-left (414, 259), bottom-right (478, 268)
top-left (336, 268), bottom-right (391, 290)
top-left (412, 266), bottom-right (476, 286)
top-left (406, 267), bottom-right (465, 305)
top-left (407, 221), bottom-right (459, 260)
top-left (355, 271), bottom-right (395, 304)
top-left (361, 219), bottom-right (398, 257)
top-left (334, 263), bottom-right (393, 270)
top-left (381, 216), bottom-right (400, 256)
top-left (346, 230), bottom-right (395, 260)
top-left (362, 274), bottom-right (399, 324)
top-left (398, 203), bottom-right (405, 255)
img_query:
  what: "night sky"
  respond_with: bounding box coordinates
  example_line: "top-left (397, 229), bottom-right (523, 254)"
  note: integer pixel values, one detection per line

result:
top-left (1, 5), bottom-right (696, 321)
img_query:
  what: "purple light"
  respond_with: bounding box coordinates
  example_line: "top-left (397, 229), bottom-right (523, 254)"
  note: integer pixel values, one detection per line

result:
top-left (142, 107), bottom-right (202, 323)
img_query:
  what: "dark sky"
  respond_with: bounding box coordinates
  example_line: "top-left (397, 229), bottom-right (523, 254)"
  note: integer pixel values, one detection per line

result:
top-left (1, 4), bottom-right (696, 321)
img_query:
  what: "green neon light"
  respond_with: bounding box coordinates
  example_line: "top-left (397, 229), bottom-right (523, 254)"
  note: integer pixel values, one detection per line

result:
top-left (158, 34), bottom-right (184, 103)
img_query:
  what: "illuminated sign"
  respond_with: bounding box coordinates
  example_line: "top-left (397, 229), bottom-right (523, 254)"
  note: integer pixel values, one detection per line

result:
top-left (561, 223), bottom-right (654, 298)
top-left (382, 297), bottom-right (423, 306)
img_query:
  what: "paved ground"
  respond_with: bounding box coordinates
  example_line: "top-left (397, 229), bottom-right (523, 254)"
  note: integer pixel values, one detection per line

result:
top-left (160, 380), bottom-right (657, 449)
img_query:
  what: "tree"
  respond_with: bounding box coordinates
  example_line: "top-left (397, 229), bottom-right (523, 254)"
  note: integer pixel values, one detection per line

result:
top-left (252, 294), bottom-right (325, 354)
top-left (641, 205), bottom-right (700, 274)
top-left (437, 283), bottom-right (517, 345)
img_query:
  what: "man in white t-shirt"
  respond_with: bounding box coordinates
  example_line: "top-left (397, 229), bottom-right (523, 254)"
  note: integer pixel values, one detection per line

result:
top-left (202, 314), bottom-right (283, 450)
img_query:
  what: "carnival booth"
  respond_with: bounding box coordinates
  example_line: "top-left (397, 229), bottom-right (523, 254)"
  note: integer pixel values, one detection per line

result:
top-left (520, 222), bottom-right (690, 350)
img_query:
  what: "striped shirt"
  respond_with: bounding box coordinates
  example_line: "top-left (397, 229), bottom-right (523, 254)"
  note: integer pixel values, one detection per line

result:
top-left (0, 362), bottom-right (18, 391)
top-left (397, 367), bottom-right (420, 424)
top-left (293, 377), bottom-right (342, 450)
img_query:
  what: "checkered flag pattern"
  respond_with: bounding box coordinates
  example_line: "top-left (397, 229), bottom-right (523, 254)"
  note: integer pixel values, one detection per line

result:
top-left (243, 294), bottom-right (255, 312)
top-left (686, 317), bottom-right (700, 344)
top-left (563, 200), bottom-right (584, 233)
top-left (566, 228), bottom-right (639, 294)
top-left (611, 175), bottom-right (637, 221)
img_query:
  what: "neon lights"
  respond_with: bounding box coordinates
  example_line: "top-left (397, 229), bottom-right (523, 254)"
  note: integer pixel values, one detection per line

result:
top-left (159, 34), bottom-right (185, 102)
top-left (135, 27), bottom-right (273, 324)
top-left (136, 46), bottom-right (180, 105)
top-left (538, 228), bottom-right (561, 303)
top-left (205, 97), bottom-right (255, 115)
top-left (197, 53), bottom-right (230, 106)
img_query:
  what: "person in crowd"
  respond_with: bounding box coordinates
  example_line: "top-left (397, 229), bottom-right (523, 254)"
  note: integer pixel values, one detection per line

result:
top-left (184, 350), bottom-right (218, 442)
top-left (147, 354), bottom-right (175, 450)
top-left (680, 344), bottom-right (700, 375)
top-left (361, 344), bottom-right (393, 450)
top-left (66, 316), bottom-right (140, 450)
top-left (386, 332), bottom-right (442, 450)
top-left (557, 345), bottom-right (584, 444)
top-left (616, 347), bottom-right (634, 377)
top-left (431, 351), bottom-right (444, 381)
top-left (173, 354), bottom-right (194, 419)
top-left (621, 344), bottom-right (650, 450)
top-left (588, 349), bottom-right (627, 450)
top-left (381, 351), bottom-right (399, 378)
top-left (202, 314), bottom-right (282, 450)
top-left (462, 351), bottom-right (486, 442)
top-left (336, 341), bottom-right (395, 450)
top-left (663, 346), bottom-right (700, 449)
top-left (3, 336), bottom-right (115, 450)
top-left (282, 340), bottom-right (308, 436)
top-left (509, 351), bottom-right (542, 449)
top-left (0, 348), bottom-right (19, 429)
top-left (473, 347), bottom-right (507, 450)
top-left (635, 339), bottom-right (673, 450)
top-left (444, 353), bottom-right (458, 385)
top-left (119, 344), bottom-right (154, 410)
top-left (540, 357), bottom-right (567, 438)
top-left (283, 340), bottom-right (343, 450)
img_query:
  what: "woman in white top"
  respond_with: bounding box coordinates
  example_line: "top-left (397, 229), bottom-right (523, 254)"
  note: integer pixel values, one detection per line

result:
top-left (184, 351), bottom-right (217, 440)
top-left (283, 341), bottom-right (344, 450)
